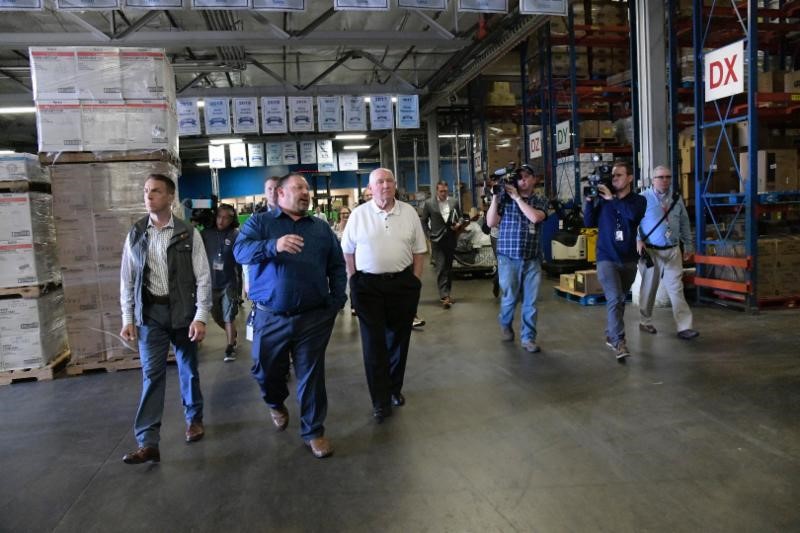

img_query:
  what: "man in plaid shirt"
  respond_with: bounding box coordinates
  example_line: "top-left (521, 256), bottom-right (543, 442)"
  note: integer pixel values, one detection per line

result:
top-left (486, 164), bottom-right (549, 353)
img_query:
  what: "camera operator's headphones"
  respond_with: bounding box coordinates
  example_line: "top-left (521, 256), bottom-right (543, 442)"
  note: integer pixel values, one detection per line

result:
top-left (217, 203), bottom-right (239, 228)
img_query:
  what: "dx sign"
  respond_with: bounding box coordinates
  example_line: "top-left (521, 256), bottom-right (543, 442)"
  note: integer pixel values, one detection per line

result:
top-left (704, 40), bottom-right (744, 102)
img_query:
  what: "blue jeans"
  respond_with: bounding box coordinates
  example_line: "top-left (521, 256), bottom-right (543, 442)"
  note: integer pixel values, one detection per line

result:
top-left (251, 306), bottom-right (337, 441)
top-left (596, 260), bottom-right (638, 345)
top-left (135, 303), bottom-right (203, 448)
top-left (497, 255), bottom-right (542, 343)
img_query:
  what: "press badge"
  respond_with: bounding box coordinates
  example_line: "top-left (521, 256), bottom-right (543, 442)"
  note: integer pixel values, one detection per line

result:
top-left (528, 223), bottom-right (537, 235)
top-left (615, 230), bottom-right (624, 241)
top-left (213, 253), bottom-right (224, 270)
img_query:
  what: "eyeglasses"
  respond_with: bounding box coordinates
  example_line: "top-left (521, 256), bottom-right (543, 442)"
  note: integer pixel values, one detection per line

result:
top-left (653, 175), bottom-right (671, 180)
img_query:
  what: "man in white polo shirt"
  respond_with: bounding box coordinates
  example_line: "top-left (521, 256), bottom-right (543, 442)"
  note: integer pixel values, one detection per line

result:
top-left (341, 168), bottom-right (427, 423)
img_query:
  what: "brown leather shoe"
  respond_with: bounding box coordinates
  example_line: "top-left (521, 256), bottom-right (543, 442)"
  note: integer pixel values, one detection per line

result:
top-left (185, 420), bottom-right (205, 443)
top-left (122, 447), bottom-right (160, 464)
top-left (270, 405), bottom-right (289, 431)
top-left (305, 436), bottom-right (334, 458)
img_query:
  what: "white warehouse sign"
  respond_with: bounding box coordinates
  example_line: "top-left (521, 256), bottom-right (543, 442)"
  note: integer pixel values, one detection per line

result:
top-left (704, 40), bottom-right (744, 103)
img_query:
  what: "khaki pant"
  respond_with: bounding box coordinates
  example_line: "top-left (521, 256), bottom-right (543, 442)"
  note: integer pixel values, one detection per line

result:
top-left (638, 246), bottom-right (693, 332)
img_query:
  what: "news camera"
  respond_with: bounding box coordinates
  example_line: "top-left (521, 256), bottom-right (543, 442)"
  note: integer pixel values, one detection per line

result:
top-left (490, 163), bottom-right (534, 196)
top-left (582, 164), bottom-right (614, 198)
top-left (182, 196), bottom-right (219, 229)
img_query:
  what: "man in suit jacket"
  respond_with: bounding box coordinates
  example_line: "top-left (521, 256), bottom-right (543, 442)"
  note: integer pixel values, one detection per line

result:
top-left (421, 181), bottom-right (467, 309)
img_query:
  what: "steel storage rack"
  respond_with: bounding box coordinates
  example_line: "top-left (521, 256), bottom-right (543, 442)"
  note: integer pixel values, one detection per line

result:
top-left (526, 0), bottom-right (639, 205)
top-left (673, 0), bottom-right (800, 310)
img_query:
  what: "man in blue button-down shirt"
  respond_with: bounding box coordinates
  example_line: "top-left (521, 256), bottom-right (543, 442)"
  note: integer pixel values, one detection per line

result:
top-left (234, 174), bottom-right (346, 459)
top-left (636, 165), bottom-right (699, 340)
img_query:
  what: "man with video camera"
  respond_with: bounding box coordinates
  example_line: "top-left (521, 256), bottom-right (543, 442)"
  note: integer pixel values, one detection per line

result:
top-left (486, 164), bottom-right (548, 353)
top-left (583, 161), bottom-right (646, 362)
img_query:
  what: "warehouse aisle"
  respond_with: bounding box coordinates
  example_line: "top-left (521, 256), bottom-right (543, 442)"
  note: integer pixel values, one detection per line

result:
top-left (1, 268), bottom-right (799, 532)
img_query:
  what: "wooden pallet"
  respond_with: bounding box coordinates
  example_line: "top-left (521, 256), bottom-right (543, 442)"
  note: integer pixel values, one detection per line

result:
top-left (0, 180), bottom-right (51, 194)
top-left (758, 295), bottom-right (800, 309)
top-left (581, 137), bottom-right (619, 146)
top-left (39, 149), bottom-right (180, 167)
top-left (0, 349), bottom-right (71, 386)
top-left (0, 282), bottom-right (62, 299)
top-left (66, 354), bottom-right (176, 376)
top-left (553, 285), bottom-right (631, 306)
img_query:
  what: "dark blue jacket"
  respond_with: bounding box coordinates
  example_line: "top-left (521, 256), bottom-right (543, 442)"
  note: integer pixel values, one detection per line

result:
top-left (201, 227), bottom-right (241, 290)
top-left (233, 209), bottom-right (347, 314)
top-left (583, 193), bottom-right (646, 263)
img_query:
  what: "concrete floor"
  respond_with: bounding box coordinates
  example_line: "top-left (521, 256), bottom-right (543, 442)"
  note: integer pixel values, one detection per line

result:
top-left (1, 267), bottom-right (799, 533)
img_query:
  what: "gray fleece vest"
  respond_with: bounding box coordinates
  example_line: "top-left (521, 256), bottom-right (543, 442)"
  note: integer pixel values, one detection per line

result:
top-left (128, 216), bottom-right (197, 328)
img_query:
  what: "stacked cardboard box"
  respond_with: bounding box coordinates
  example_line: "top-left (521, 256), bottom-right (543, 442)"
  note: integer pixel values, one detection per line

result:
top-left (50, 160), bottom-right (179, 364)
top-left (757, 237), bottom-right (800, 297)
top-left (575, 270), bottom-right (603, 295)
top-left (30, 47), bottom-right (177, 155)
top-left (739, 149), bottom-right (799, 193)
top-left (0, 190), bottom-right (60, 288)
top-left (0, 289), bottom-right (69, 371)
top-left (486, 82), bottom-right (516, 106)
top-left (0, 156), bottom-right (69, 372)
top-left (0, 154), bottom-right (48, 183)
top-left (581, 120), bottom-right (616, 140)
top-left (705, 236), bottom-right (800, 297)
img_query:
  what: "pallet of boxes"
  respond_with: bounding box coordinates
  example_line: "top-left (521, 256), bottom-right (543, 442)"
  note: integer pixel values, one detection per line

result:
top-left (29, 46), bottom-right (180, 374)
top-left (554, 269), bottom-right (609, 306)
top-left (0, 154), bottom-right (70, 385)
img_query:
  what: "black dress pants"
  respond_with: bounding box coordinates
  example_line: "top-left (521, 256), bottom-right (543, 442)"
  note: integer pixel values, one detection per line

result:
top-left (350, 269), bottom-right (421, 409)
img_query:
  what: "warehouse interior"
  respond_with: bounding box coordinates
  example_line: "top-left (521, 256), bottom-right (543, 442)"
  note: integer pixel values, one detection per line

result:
top-left (1, 0), bottom-right (799, 531)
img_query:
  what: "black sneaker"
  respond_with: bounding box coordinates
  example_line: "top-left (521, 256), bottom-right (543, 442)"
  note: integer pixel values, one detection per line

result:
top-left (223, 344), bottom-right (236, 362)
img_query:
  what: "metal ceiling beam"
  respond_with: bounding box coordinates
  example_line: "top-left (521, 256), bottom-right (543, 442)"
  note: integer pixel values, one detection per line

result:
top-left (300, 52), bottom-right (354, 90)
top-left (178, 71), bottom-right (211, 93)
top-left (114, 10), bottom-right (162, 40)
top-left (409, 9), bottom-right (453, 39)
top-left (0, 31), bottom-right (470, 50)
top-left (293, 7), bottom-right (336, 38)
top-left (178, 83), bottom-right (426, 98)
top-left (0, 69), bottom-right (31, 93)
top-left (421, 12), bottom-right (547, 114)
top-left (354, 50), bottom-right (417, 91)
top-left (246, 11), bottom-right (291, 40)
top-left (248, 57), bottom-right (298, 89)
top-left (53, 11), bottom-right (111, 42)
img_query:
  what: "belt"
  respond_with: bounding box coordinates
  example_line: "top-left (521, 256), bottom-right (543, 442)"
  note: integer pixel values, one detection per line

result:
top-left (144, 291), bottom-right (170, 305)
top-left (254, 302), bottom-right (321, 317)
top-left (358, 266), bottom-right (412, 279)
top-left (646, 244), bottom-right (678, 251)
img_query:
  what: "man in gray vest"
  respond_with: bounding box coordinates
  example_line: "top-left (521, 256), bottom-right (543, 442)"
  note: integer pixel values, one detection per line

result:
top-left (119, 173), bottom-right (212, 465)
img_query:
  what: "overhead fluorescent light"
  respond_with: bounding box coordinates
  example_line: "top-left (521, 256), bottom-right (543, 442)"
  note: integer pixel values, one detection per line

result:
top-left (196, 161), bottom-right (210, 167)
top-left (197, 101), bottom-right (205, 108)
top-left (209, 138), bottom-right (243, 145)
top-left (342, 145), bottom-right (371, 150)
top-left (335, 134), bottom-right (367, 140)
top-left (0, 107), bottom-right (36, 114)
top-left (0, 150), bottom-right (15, 155)
top-left (438, 134), bottom-right (471, 139)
